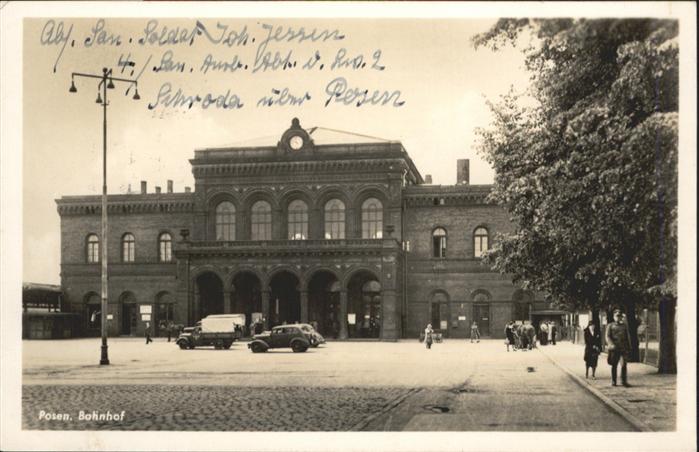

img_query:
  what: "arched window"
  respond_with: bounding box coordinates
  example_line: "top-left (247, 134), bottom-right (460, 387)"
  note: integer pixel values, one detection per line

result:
top-left (474, 227), bottom-right (489, 258)
top-left (287, 200), bottom-right (308, 240)
top-left (361, 198), bottom-right (383, 239)
top-left (215, 201), bottom-right (236, 241)
top-left (324, 199), bottom-right (345, 239)
top-left (432, 228), bottom-right (447, 258)
top-left (159, 233), bottom-right (172, 262)
top-left (86, 234), bottom-right (99, 263)
top-left (122, 233), bottom-right (135, 262)
top-left (251, 201), bottom-right (272, 240)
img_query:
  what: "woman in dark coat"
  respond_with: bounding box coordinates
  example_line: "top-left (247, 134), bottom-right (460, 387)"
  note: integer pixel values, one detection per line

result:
top-left (583, 321), bottom-right (602, 379)
top-left (505, 321), bottom-right (517, 352)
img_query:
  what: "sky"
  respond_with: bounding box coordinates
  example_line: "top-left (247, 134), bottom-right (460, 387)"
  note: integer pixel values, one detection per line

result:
top-left (21, 16), bottom-right (530, 284)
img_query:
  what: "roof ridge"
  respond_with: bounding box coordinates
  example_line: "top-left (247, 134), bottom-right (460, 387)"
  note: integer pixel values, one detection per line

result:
top-left (309, 126), bottom-right (393, 142)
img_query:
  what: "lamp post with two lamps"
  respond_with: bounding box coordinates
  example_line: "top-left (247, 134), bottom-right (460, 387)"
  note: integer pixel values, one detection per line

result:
top-left (69, 67), bottom-right (140, 365)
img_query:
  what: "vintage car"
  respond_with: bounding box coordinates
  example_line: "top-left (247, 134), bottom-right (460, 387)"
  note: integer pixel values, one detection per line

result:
top-left (247, 324), bottom-right (312, 353)
top-left (298, 323), bottom-right (325, 347)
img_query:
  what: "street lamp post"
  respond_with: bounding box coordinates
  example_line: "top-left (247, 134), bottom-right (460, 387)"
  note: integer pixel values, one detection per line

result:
top-left (69, 68), bottom-right (140, 365)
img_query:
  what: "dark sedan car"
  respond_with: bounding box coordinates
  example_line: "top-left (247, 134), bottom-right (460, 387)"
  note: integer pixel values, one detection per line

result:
top-left (298, 323), bottom-right (325, 347)
top-left (248, 324), bottom-right (311, 353)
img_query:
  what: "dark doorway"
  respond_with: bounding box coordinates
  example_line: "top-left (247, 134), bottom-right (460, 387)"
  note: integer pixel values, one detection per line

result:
top-left (473, 304), bottom-right (490, 337)
top-left (269, 271), bottom-right (300, 326)
top-left (121, 303), bottom-right (137, 335)
top-left (308, 271), bottom-right (340, 338)
top-left (430, 291), bottom-right (450, 337)
top-left (154, 291), bottom-right (174, 337)
top-left (232, 272), bottom-right (262, 330)
top-left (84, 292), bottom-right (101, 337)
top-left (347, 271), bottom-right (381, 339)
top-left (431, 303), bottom-right (441, 330)
top-left (196, 272), bottom-right (224, 320)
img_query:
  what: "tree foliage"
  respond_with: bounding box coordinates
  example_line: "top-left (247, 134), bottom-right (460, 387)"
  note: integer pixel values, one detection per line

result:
top-left (473, 19), bottom-right (678, 366)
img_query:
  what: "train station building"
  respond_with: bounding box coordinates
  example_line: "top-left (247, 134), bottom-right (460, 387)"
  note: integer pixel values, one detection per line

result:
top-left (56, 118), bottom-right (563, 340)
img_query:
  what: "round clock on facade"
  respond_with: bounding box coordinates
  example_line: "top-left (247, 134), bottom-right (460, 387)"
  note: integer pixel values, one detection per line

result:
top-left (289, 135), bottom-right (304, 150)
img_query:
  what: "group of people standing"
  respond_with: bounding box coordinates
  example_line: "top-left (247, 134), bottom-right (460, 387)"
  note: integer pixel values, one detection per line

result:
top-left (539, 320), bottom-right (557, 345)
top-left (503, 320), bottom-right (555, 352)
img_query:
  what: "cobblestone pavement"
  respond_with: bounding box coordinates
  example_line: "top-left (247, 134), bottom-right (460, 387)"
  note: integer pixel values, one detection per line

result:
top-left (22, 385), bottom-right (414, 431)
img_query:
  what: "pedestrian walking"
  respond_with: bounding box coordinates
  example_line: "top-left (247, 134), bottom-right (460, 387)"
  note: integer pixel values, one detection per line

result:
top-left (424, 323), bottom-right (434, 349)
top-left (605, 308), bottom-right (631, 387)
top-left (505, 321), bottom-right (517, 352)
top-left (540, 321), bottom-right (549, 345)
top-left (145, 322), bottom-right (153, 345)
top-left (583, 321), bottom-right (601, 379)
top-left (470, 321), bottom-right (480, 343)
top-left (550, 321), bottom-right (557, 345)
top-left (167, 320), bottom-right (174, 342)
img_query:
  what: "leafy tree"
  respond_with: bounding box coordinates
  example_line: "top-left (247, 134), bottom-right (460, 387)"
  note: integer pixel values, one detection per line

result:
top-left (474, 19), bottom-right (678, 372)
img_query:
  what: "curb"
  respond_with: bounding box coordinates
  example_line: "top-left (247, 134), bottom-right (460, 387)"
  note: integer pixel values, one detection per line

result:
top-left (350, 388), bottom-right (422, 431)
top-left (538, 347), bottom-right (653, 432)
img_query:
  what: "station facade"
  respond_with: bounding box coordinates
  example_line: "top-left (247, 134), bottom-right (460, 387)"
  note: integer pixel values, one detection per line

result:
top-left (57, 119), bottom-right (555, 340)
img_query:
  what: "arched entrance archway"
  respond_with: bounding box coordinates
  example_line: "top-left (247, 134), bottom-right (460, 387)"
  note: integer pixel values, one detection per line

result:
top-left (308, 271), bottom-right (341, 338)
top-left (196, 272), bottom-right (224, 319)
top-left (231, 272), bottom-right (262, 332)
top-left (347, 271), bottom-right (381, 338)
top-left (269, 271), bottom-right (300, 326)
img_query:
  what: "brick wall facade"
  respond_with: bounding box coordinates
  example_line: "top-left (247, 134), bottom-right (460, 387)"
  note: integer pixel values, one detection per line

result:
top-left (56, 120), bottom-right (545, 340)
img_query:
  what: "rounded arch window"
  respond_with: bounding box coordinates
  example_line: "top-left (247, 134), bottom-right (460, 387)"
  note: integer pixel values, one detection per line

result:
top-left (215, 201), bottom-right (236, 241)
top-left (361, 197), bottom-right (383, 239)
top-left (324, 199), bottom-right (345, 239)
top-left (287, 200), bottom-right (308, 240)
top-left (474, 227), bottom-right (489, 258)
top-left (122, 233), bottom-right (135, 262)
top-left (251, 201), bottom-right (272, 240)
top-left (86, 234), bottom-right (99, 263)
top-left (159, 232), bottom-right (172, 262)
top-left (432, 227), bottom-right (447, 258)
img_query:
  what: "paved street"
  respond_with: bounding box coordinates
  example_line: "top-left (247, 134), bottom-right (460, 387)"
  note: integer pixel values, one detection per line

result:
top-left (22, 338), bottom-right (644, 431)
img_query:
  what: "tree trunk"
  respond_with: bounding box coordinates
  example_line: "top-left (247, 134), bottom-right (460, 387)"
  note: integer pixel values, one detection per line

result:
top-left (591, 306), bottom-right (601, 331)
top-left (657, 296), bottom-right (677, 374)
top-left (623, 299), bottom-right (640, 362)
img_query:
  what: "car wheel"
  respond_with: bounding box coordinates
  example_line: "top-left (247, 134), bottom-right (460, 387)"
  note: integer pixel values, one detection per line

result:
top-left (251, 343), bottom-right (265, 353)
top-left (178, 342), bottom-right (188, 350)
top-left (291, 342), bottom-right (308, 353)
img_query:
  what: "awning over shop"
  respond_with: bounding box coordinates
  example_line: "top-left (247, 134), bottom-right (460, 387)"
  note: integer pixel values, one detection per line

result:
top-left (530, 310), bottom-right (569, 316)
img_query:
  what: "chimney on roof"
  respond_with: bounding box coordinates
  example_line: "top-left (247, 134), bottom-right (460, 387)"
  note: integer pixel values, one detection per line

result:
top-left (457, 159), bottom-right (470, 185)
top-left (167, 180), bottom-right (173, 193)
top-left (424, 174), bottom-right (433, 184)
top-left (155, 186), bottom-right (161, 194)
top-left (140, 181), bottom-right (147, 194)
top-left (185, 186), bottom-right (191, 193)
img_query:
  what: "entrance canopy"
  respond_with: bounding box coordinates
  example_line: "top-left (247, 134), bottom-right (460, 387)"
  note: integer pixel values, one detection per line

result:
top-left (531, 309), bottom-right (568, 316)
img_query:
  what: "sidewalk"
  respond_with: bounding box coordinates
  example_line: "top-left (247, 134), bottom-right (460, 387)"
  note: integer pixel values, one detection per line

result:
top-left (538, 341), bottom-right (676, 431)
